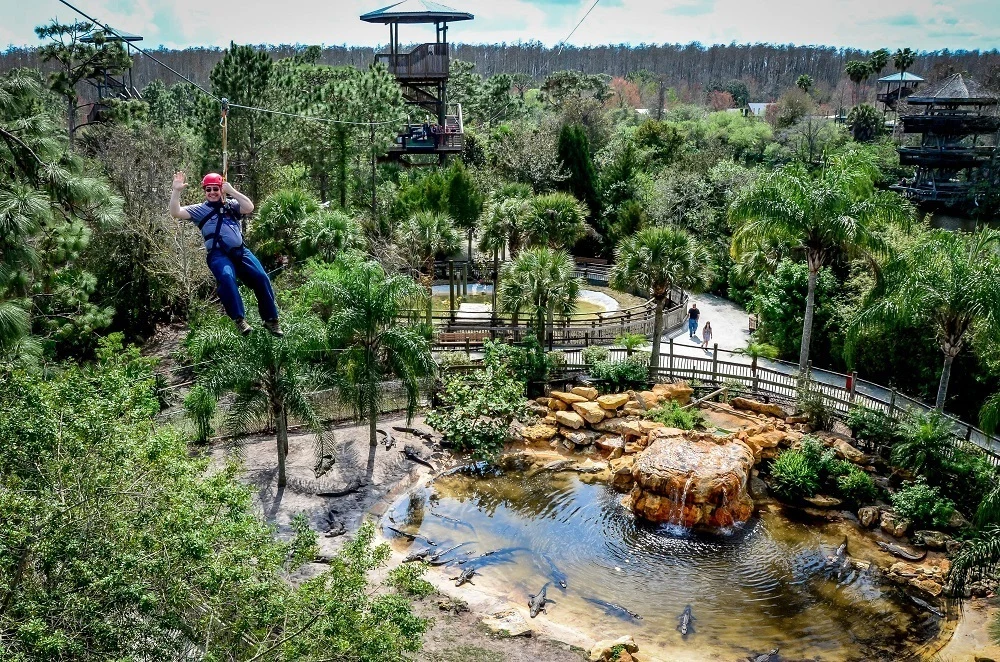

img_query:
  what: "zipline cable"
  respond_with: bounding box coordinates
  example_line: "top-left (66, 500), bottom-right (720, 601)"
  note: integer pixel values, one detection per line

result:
top-left (556, 0), bottom-right (602, 54)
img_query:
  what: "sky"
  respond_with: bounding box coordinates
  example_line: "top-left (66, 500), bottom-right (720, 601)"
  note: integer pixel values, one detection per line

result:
top-left (3, 0), bottom-right (1000, 53)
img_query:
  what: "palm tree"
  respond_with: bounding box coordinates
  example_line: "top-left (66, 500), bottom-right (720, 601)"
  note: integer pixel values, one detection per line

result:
top-left (982, 392), bottom-right (1000, 435)
top-left (796, 75), bottom-right (814, 94)
top-left (298, 208), bottom-right (364, 262)
top-left (739, 340), bottom-right (779, 394)
top-left (610, 227), bottom-right (713, 380)
top-left (893, 48), bottom-right (916, 77)
top-left (479, 197), bottom-right (532, 323)
top-left (848, 228), bottom-right (1000, 410)
top-left (522, 192), bottom-right (587, 250)
top-left (189, 311), bottom-right (333, 488)
top-left (869, 48), bottom-right (890, 77)
top-left (498, 247), bottom-right (581, 346)
top-left (249, 188), bottom-right (321, 269)
top-left (730, 149), bottom-right (912, 373)
top-left (844, 60), bottom-right (873, 105)
top-left (327, 258), bottom-right (433, 448)
top-left (395, 210), bottom-right (460, 324)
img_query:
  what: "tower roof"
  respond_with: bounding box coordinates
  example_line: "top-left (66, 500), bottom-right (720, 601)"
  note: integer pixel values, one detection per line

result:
top-left (360, 0), bottom-right (473, 24)
top-left (907, 73), bottom-right (998, 105)
top-left (877, 72), bottom-right (923, 83)
top-left (81, 29), bottom-right (143, 43)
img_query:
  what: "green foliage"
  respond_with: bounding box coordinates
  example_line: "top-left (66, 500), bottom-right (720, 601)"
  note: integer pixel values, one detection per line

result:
top-left (557, 123), bottom-right (601, 219)
top-left (770, 448), bottom-right (821, 501)
top-left (891, 410), bottom-right (953, 483)
top-left (482, 338), bottom-right (553, 385)
top-left (523, 192), bottom-right (588, 249)
top-left (250, 188), bottom-right (321, 267)
top-left (751, 260), bottom-right (837, 362)
top-left (942, 448), bottom-right (1000, 518)
top-left (183, 383), bottom-right (217, 443)
top-left (298, 209), bottom-right (365, 262)
top-left (498, 247), bottom-right (581, 345)
top-left (796, 75), bottom-right (814, 93)
top-left (644, 401), bottom-right (704, 430)
top-left (0, 341), bottom-right (427, 660)
top-left (891, 480), bottom-right (955, 529)
top-left (847, 405), bottom-right (903, 450)
top-left (615, 333), bottom-right (647, 351)
top-left (847, 104), bottom-right (882, 142)
top-left (589, 355), bottom-right (649, 392)
top-left (446, 160), bottom-right (484, 233)
top-left (436, 350), bottom-right (472, 370)
top-left (797, 382), bottom-right (834, 431)
top-left (836, 465), bottom-right (878, 505)
top-left (582, 345), bottom-right (610, 365)
top-left (387, 562), bottom-right (436, 598)
top-left (634, 120), bottom-right (685, 166)
top-left (425, 362), bottom-right (529, 459)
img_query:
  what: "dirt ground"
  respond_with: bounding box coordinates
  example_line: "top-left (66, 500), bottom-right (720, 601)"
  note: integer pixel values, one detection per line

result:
top-left (933, 597), bottom-right (1000, 661)
top-left (207, 416), bottom-right (588, 662)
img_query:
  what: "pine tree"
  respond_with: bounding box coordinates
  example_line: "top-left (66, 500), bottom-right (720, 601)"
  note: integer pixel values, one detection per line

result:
top-left (557, 124), bottom-right (601, 222)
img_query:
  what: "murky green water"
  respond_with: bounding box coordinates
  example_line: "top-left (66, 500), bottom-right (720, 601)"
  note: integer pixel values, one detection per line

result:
top-left (384, 467), bottom-right (947, 662)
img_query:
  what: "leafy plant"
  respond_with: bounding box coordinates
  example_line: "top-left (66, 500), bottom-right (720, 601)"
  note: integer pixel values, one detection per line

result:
top-left (837, 465), bottom-right (878, 505)
top-left (183, 383), bottom-right (217, 443)
top-left (387, 562), bottom-right (436, 598)
top-left (582, 345), bottom-right (610, 365)
top-left (847, 405), bottom-right (903, 451)
top-left (891, 410), bottom-right (952, 483)
top-left (797, 382), bottom-right (833, 431)
top-left (615, 332), bottom-right (647, 352)
top-left (436, 351), bottom-right (472, 370)
top-left (770, 449), bottom-right (820, 501)
top-left (425, 363), bottom-right (530, 459)
top-left (645, 401), bottom-right (704, 430)
top-left (590, 355), bottom-right (649, 392)
top-left (891, 480), bottom-right (955, 529)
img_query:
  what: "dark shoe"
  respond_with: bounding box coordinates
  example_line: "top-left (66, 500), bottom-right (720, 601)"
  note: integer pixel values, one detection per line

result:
top-left (263, 318), bottom-right (284, 337)
top-left (235, 318), bottom-right (252, 335)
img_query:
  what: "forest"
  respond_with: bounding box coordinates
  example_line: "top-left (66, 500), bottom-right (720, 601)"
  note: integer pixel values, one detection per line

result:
top-left (2, 16), bottom-right (1000, 660)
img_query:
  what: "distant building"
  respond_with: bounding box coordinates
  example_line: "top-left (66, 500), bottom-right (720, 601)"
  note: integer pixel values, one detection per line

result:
top-left (876, 71), bottom-right (925, 111)
top-left (745, 102), bottom-right (773, 117)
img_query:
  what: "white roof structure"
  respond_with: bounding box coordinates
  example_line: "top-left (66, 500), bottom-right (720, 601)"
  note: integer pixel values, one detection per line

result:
top-left (877, 72), bottom-right (925, 83)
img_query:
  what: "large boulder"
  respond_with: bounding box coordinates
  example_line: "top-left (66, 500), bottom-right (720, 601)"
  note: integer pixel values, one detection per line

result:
top-left (554, 410), bottom-right (585, 430)
top-left (858, 506), bottom-right (881, 528)
top-left (551, 390), bottom-right (588, 405)
top-left (572, 401), bottom-right (607, 424)
top-left (562, 428), bottom-right (600, 446)
top-left (521, 424), bottom-right (558, 443)
top-left (548, 398), bottom-right (569, 412)
top-left (626, 428), bottom-right (755, 528)
top-left (880, 510), bottom-right (911, 538)
top-left (597, 393), bottom-right (630, 410)
top-left (652, 382), bottom-right (693, 405)
top-left (595, 434), bottom-right (625, 454)
top-left (589, 635), bottom-right (638, 662)
top-left (481, 609), bottom-right (532, 637)
top-left (571, 386), bottom-right (599, 401)
top-left (731, 397), bottom-right (786, 418)
top-left (593, 416), bottom-right (627, 433)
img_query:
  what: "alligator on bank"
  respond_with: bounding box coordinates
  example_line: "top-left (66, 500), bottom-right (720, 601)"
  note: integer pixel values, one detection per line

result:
top-left (450, 566), bottom-right (477, 586)
top-left (528, 582), bottom-right (554, 618)
top-left (401, 447), bottom-right (436, 471)
top-left (403, 548), bottom-right (432, 563)
top-left (749, 648), bottom-right (779, 662)
top-left (583, 597), bottom-right (642, 621)
top-left (877, 541), bottom-right (926, 561)
top-left (386, 525), bottom-right (437, 546)
top-left (677, 604), bottom-right (695, 637)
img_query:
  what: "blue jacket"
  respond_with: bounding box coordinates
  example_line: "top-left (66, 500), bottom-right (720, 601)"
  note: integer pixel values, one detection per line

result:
top-left (184, 200), bottom-right (244, 252)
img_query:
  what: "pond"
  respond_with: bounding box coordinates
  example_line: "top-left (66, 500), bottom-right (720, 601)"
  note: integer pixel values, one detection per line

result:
top-left (384, 466), bottom-right (949, 661)
top-left (429, 285), bottom-right (621, 319)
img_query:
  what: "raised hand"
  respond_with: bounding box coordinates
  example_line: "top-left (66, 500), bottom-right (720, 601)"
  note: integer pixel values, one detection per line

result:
top-left (172, 171), bottom-right (187, 191)
top-left (222, 180), bottom-right (236, 196)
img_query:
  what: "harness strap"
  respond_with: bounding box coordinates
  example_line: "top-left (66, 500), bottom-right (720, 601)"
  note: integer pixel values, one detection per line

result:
top-left (199, 203), bottom-right (245, 254)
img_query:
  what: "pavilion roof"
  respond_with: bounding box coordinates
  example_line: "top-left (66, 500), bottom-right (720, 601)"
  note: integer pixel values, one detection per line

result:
top-left (907, 73), bottom-right (998, 104)
top-left (877, 71), bottom-right (924, 83)
top-left (361, 0), bottom-right (473, 24)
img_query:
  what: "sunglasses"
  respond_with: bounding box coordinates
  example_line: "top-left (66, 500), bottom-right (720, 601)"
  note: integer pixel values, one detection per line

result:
top-left (204, 186), bottom-right (221, 192)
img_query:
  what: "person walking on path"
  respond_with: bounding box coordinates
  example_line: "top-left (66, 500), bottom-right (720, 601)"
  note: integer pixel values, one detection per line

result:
top-left (701, 321), bottom-right (713, 350)
top-left (687, 302), bottom-right (700, 338)
top-left (169, 171), bottom-right (283, 337)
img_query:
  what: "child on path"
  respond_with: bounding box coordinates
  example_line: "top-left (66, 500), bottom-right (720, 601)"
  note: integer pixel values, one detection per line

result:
top-left (701, 321), bottom-right (713, 349)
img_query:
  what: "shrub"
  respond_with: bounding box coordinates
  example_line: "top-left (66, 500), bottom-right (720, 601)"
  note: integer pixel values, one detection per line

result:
top-left (183, 384), bottom-right (216, 443)
top-left (770, 449), bottom-right (821, 501)
top-left (581, 345), bottom-right (610, 365)
top-left (425, 364), bottom-right (530, 459)
top-left (837, 466), bottom-right (877, 505)
top-left (891, 410), bottom-right (952, 483)
top-left (847, 406), bottom-right (903, 451)
top-left (436, 351), bottom-right (472, 370)
top-left (614, 333), bottom-right (647, 352)
top-left (590, 355), bottom-right (648, 392)
top-left (942, 448), bottom-right (999, 518)
top-left (645, 401), bottom-right (704, 430)
top-left (387, 562), bottom-right (435, 598)
top-left (797, 383), bottom-right (833, 431)
top-left (482, 338), bottom-right (551, 384)
top-left (547, 351), bottom-right (567, 371)
top-left (891, 480), bottom-right (955, 529)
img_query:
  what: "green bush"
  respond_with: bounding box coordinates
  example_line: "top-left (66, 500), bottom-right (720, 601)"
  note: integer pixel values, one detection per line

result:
top-left (942, 448), bottom-right (999, 518)
top-left (847, 406), bottom-right (903, 450)
top-left (581, 345), bottom-right (610, 365)
top-left (891, 480), bottom-right (955, 529)
top-left (590, 355), bottom-right (648, 392)
top-left (183, 384), bottom-right (216, 444)
top-left (614, 333), bottom-right (647, 352)
top-left (387, 562), bottom-right (436, 598)
top-left (891, 410), bottom-right (952, 483)
top-left (645, 401), bottom-right (704, 430)
top-left (837, 466), bottom-right (877, 505)
top-left (436, 351), bottom-right (472, 370)
top-left (797, 383), bottom-right (833, 431)
top-left (482, 338), bottom-right (551, 384)
top-left (770, 449), bottom-right (821, 501)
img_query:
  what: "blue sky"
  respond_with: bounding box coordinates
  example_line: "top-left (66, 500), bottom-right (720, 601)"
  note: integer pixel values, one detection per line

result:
top-left (3, 0), bottom-right (999, 52)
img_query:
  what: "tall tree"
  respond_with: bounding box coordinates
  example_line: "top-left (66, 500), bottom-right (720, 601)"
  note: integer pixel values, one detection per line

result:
top-left (610, 227), bottom-right (713, 380)
top-left (498, 247), bottom-right (581, 346)
top-left (523, 192), bottom-right (588, 250)
top-left (395, 211), bottom-right (460, 324)
top-left (34, 20), bottom-right (132, 146)
top-left (869, 48), bottom-right (890, 77)
top-left (844, 60), bottom-right (873, 105)
top-left (730, 149), bottom-right (911, 372)
top-left (189, 311), bottom-right (332, 487)
top-left (446, 160), bottom-right (483, 260)
top-left (893, 48), bottom-right (917, 76)
top-left (796, 74), bottom-right (814, 94)
top-left (557, 123), bottom-right (601, 221)
top-left (848, 228), bottom-right (1000, 410)
top-left (210, 42), bottom-right (275, 200)
top-left (326, 258), bottom-right (434, 447)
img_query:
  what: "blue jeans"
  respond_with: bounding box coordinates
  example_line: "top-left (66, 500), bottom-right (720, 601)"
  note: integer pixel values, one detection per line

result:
top-left (207, 247), bottom-right (279, 322)
top-left (688, 318), bottom-right (698, 336)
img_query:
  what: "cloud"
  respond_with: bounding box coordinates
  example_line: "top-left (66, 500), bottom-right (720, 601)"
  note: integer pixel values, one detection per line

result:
top-left (3, 0), bottom-right (999, 51)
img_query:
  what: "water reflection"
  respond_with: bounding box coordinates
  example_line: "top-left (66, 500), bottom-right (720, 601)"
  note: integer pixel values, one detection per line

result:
top-left (385, 468), bottom-right (944, 661)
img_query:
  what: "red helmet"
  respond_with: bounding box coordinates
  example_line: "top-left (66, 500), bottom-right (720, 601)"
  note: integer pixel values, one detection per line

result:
top-left (201, 173), bottom-right (224, 188)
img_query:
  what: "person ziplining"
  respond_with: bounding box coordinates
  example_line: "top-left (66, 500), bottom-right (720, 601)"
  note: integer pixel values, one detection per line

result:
top-left (168, 171), bottom-right (283, 337)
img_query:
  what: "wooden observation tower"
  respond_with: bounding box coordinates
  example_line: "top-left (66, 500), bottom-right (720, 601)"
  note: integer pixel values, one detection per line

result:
top-left (360, 0), bottom-right (473, 162)
top-left (80, 29), bottom-right (144, 124)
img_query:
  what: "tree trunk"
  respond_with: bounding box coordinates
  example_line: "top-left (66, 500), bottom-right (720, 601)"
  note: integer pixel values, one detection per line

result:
top-left (468, 228), bottom-right (473, 263)
top-left (369, 397), bottom-right (378, 447)
top-left (337, 127), bottom-right (348, 209)
top-left (935, 351), bottom-right (957, 411)
top-left (798, 264), bottom-right (819, 373)
top-left (275, 405), bottom-right (288, 487)
top-left (649, 297), bottom-right (665, 381)
top-left (67, 97), bottom-right (76, 148)
top-left (546, 305), bottom-right (554, 351)
top-left (536, 308), bottom-right (545, 346)
top-left (370, 127), bottom-right (377, 226)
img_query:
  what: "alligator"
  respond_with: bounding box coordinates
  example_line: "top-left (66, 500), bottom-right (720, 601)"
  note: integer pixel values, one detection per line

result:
top-left (528, 582), bottom-right (554, 618)
top-left (450, 567), bottom-right (477, 586)
top-left (425, 542), bottom-right (472, 565)
top-left (385, 525), bottom-right (436, 546)
top-left (541, 553), bottom-right (568, 589)
top-left (877, 541), bottom-right (926, 561)
top-left (428, 511), bottom-right (475, 531)
top-left (676, 604), bottom-right (695, 637)
top-left (749, 648), bottom-right (779, 662)
top-left (906, 592), bottom-right (944, 617)
top-left (392, 425), bottom-right (436, 444)
top-left (401, 447), bottom-right (436, 472)
top-left (583, 597), bottom-right (642, 621)
top-left (403, 548), bottom-right (432, 563)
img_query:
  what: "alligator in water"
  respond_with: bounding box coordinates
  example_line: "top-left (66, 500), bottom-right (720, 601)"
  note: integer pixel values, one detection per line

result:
top-left (541, 553), bottom-right (568, 589)
top-left (583, 597), bottom-right (642, 621)
top-left (425, 542), bottom-right (472, 565)
top-left (676, 604), bottom-right (695, 637)
top-left (450, 567), bottom-right (477, 586)
top-left (401, 447), bottom-right (436, 471)
top-left (749, 648), bottom-right (779, 662)
top-left (385, 525), bottom-right (436, 546)
top-left (906, 592), bottom-right (944, 617)
top-left (460, 547), bottom-right (530, 566)
top-left (528, 582), bottom-right (554, 618)
top-left (428, 511), bottom-right (475, 531)
top-left (877, 541), bottom-right (926, 561)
